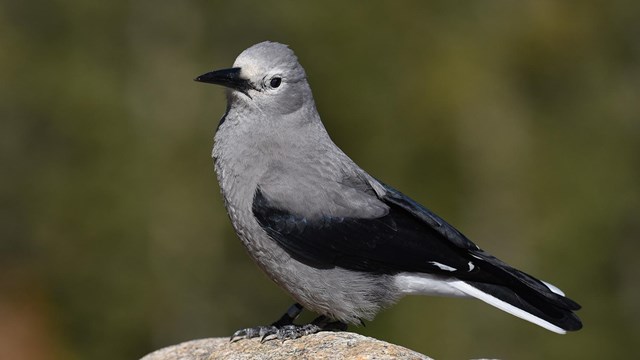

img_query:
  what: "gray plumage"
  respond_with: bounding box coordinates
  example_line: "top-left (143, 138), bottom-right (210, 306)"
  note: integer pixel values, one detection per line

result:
top-left (211, 43), bottom-right (396, 323)
top-left (196, 41), bottom-right (582, 338)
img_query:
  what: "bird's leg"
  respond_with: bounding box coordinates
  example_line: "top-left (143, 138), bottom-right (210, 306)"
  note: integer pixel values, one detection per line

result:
top-left (230, 304), bottom-right (348, 342)
top-left (271, 303), bottom-right (304, 327)
top-left (230, 303), bottom-right (303, 342)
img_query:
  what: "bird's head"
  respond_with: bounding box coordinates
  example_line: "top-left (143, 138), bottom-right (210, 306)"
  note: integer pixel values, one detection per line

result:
top-left (196, 41), bottom-right (313, 116)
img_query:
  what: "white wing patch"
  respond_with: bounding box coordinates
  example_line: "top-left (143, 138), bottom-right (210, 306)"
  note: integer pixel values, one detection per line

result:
top-left (429, 261), bottom-right (457, 272)
top-left (467, 261), bottom-right (475, 271)
top-left (542, 281), bottom-right (566, 296)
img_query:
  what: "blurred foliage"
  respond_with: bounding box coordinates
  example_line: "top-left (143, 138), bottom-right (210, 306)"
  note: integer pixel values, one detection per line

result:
top-left (1, 0), bottom-right (639, 359)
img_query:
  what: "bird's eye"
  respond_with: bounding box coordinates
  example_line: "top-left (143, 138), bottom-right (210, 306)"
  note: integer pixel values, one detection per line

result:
top-left (270, 77), bottom-right (282, 88)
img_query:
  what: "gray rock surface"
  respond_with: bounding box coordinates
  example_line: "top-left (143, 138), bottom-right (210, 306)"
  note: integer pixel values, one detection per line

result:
top-left (141, 332), bottom-right (432, 360)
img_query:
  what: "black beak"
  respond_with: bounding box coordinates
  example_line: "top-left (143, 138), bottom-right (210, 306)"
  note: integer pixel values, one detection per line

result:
top-left (194, 67), bottom-right (254, 95)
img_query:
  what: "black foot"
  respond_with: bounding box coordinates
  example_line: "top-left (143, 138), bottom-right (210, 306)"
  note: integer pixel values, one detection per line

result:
top-left (230, 304), bottom-right (348, 343)
top-left (311, 315), bottom-right (348, 332)
top-left (230, 303), bottom-right (304, 342)
top-left (231, 323), bottom-right (323, 342)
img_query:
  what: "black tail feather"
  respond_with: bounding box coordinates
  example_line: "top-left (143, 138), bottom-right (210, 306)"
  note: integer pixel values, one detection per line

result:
top-left (461, 249), bottom-right (582, 331)
top-left (466, 280), bottom-right (583, 331)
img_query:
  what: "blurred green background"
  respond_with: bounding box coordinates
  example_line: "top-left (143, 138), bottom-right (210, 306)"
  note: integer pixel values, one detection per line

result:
top-left (1, 0), bottom-right (639, 359)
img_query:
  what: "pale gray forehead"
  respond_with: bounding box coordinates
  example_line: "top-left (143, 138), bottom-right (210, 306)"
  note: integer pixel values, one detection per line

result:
top-left (233, 41), bottom-right (306, 80)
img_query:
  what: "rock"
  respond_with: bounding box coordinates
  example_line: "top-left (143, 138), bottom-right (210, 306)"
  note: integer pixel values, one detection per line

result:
top-left (141, 332), bottom-right (432, 360)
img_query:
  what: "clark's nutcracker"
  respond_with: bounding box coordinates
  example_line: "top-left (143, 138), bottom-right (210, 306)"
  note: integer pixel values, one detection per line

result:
top-left (195, 41), bottom-right (582, 341)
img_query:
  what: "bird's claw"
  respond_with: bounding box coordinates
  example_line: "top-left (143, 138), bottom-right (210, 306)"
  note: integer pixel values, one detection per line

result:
top-left (230, 305), bottom-right (347, 343)
top-left (260, 323), bottom-right (323, 342)
top-left (230, 323), bottom-right (323, 342)
top-left (230, 325), bottom-right (276, 342)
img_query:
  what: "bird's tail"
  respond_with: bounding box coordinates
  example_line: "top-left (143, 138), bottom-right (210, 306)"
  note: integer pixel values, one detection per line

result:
top-left (448, 258), bottom-right (583, 334)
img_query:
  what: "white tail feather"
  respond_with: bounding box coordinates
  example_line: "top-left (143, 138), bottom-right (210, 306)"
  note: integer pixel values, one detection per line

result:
top-left (448, 281), bottom-right (566, 334)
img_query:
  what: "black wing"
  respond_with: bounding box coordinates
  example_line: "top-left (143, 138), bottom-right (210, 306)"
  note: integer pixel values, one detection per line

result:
top-left (252, 184), bottom-right (485, 277)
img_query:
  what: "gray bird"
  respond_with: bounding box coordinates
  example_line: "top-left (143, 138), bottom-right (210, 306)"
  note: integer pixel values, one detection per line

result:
top-left (195, 41), bottom-right (582, 341)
